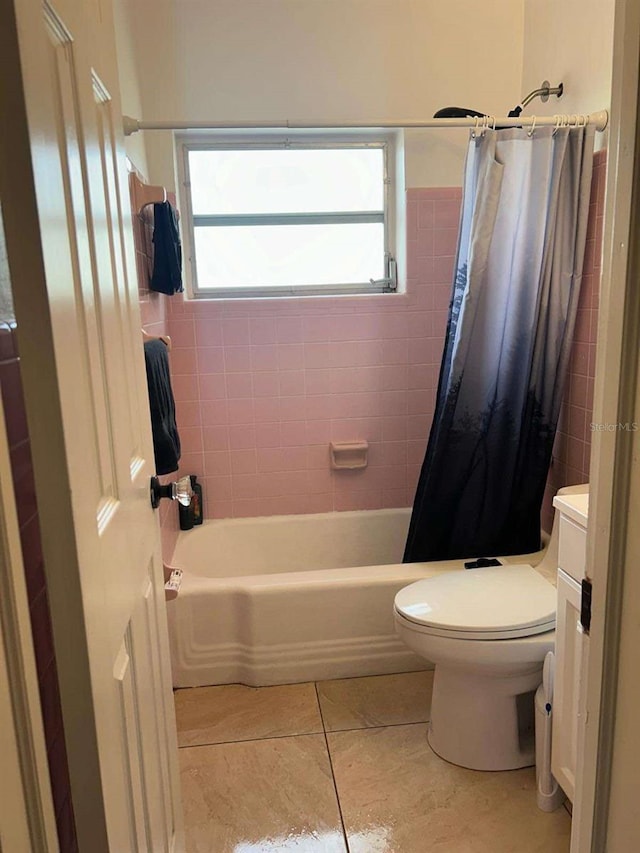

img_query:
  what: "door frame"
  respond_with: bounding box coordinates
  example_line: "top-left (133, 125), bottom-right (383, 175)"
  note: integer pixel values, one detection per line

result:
top-left (578, 0), bottom-right (640, 849)
top-left (0, 3), bottom-right (61, 850)
top-left (1, 0), bottom-right (640, 848)
top-left (0, 373), bottom-right (59, 850)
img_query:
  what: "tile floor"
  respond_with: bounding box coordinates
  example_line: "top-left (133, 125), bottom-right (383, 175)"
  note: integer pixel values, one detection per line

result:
top-left (175, 671), bottom-right (571, 853)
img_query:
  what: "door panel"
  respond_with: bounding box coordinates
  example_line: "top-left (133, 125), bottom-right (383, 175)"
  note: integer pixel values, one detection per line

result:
top-left (114, 640), bottom-right (150, 853)
top-left (130, 573), bottom-right (176, 848)
top-left (46, 10), bottom-right (115, 503)
top-left (93, 79), bottom-right (145, 469)
top-left (8, 0), bottom-right (184, 849)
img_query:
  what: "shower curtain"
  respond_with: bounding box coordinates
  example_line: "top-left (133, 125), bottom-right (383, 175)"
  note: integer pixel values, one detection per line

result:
top-left (404, 125), bottom-right (595, 563)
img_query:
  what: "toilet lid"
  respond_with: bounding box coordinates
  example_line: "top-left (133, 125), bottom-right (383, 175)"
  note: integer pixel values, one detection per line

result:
top-left (394, 564), bottom-right (556, 640)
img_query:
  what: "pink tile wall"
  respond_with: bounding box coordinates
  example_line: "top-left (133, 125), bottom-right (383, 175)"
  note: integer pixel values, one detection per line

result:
top-left (166, 189), bottom-right (462, 519)
top-left (130, 171), bottom-right (181, 560)
top-left (132, 159), bottom-right (603, 530)
top-left (541, 149), bottom-right (606, 531)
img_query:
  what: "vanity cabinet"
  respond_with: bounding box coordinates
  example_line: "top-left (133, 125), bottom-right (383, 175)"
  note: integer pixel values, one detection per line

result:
top-left (551, 491), bottom-right (589, 805)
top-left (553, 565), bottom-right (583, 803)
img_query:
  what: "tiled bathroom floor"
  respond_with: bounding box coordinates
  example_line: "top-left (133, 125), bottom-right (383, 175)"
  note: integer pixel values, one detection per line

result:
top-left (175, 671), bottom-right (571, 853)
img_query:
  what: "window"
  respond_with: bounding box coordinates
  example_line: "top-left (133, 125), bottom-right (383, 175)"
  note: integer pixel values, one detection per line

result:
top-left (178, 137), bottom-right (397, 298)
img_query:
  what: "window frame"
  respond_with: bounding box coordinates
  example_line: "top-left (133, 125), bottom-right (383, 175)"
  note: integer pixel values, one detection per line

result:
top-left (176, 132), bottom-right (398, 299)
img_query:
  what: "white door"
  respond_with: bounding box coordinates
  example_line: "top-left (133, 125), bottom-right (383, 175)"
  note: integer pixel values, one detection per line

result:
top-left (4, 0), bottom-right (183, 849)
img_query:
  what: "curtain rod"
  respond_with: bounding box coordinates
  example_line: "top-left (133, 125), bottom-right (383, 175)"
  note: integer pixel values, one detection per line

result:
top-left (122, 110), bottom-right (609, 136)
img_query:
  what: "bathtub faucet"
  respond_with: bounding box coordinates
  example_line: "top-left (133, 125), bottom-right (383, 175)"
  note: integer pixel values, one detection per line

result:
top-left (150, 475), bottom-right (193, 510)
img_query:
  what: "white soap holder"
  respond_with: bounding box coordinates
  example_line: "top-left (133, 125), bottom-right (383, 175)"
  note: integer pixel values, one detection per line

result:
top-left (164, 566), bottom-right (183, 601)
top-left (330, 440), bottom-right (369, 470)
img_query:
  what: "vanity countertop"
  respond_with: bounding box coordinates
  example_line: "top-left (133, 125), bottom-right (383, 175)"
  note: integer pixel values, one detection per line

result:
top-left (553, 490), bottom-right (589, 528)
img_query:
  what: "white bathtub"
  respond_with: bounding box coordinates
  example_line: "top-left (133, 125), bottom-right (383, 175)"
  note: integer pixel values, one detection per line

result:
top-left (166, 508), bottom-right (546, 688)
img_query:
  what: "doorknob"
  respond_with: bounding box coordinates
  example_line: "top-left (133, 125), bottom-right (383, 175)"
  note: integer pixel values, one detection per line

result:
top-left (150, 475), bottom-right (193, 510)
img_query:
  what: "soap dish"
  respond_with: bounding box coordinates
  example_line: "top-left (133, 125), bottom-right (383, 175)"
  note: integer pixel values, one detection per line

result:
top-left (330, 440), bottom-right (368, 470)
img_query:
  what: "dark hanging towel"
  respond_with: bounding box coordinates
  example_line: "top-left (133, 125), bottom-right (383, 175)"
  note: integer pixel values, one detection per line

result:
top-left (150, 201), bottom-right (183, 295)
top-left (143, 339), bottom-right (181, 474)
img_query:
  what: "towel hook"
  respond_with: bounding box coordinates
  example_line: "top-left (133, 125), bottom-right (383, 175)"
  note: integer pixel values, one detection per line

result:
top-left (141, 328), bottom-right (172, 351)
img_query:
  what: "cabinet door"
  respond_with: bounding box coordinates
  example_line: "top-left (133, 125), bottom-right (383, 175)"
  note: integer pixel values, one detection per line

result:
top-left (552, 568), bottom-right (585, 803)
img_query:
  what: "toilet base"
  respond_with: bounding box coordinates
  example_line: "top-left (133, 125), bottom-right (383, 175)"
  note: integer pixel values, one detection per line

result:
top-left (427, 664), bottom-right (543, 771)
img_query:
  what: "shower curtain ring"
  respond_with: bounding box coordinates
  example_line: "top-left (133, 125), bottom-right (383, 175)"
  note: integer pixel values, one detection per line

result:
top-left (472, 115), bottom-right (480, 139)
top-left (527, 115), bottom-right (537, 137)
top-left (553, 114), bottom-right (562, 135)
top-left (490, 115), bottom-right (496, 131)
top-left (481, 115), bottom-right (489, 137)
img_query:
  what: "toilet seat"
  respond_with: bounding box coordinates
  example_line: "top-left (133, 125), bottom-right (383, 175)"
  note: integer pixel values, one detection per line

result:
top-left (394, 564), bottom-right (556, 640)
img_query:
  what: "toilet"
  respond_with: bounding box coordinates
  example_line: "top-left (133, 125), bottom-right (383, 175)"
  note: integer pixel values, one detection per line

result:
top-left (394, 518), bottom-right (564, 772)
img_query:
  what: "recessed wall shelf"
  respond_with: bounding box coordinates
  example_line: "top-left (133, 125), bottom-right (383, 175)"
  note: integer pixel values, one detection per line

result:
top-left (330, 440), bottom-right (369, 470)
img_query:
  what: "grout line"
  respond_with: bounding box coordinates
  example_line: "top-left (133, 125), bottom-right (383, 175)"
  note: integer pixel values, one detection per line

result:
top-left (314, 681), bottom-right (352, 853)
top-left (177, 729), bottom-right (325, 750)
top-left (177, 717), bottom-right (432, 751)
top-left (315, 667), bottom-right (432, 687)
top-left (323, 718), bottom-right (431, 735)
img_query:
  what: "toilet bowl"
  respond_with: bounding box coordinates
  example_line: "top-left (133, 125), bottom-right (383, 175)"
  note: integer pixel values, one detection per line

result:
top-left (394, 563), bottom-right (556, 771)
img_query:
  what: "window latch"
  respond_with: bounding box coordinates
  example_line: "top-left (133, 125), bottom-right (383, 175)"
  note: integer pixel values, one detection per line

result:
top-left (370, 257), bottom-right (397, 292)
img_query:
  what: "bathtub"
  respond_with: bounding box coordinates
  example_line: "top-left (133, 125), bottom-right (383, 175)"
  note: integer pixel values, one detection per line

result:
top-left (166, 508), bottom-right (546, 688)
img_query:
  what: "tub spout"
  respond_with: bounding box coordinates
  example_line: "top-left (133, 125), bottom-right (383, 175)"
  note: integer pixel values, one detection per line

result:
top-left (150, 475), bottom-right (193, 509)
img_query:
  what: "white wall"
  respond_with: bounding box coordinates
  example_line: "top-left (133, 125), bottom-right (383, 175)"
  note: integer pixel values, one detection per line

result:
top-left (119, 0), bottom-right (616, 189)
top-left (128, 0), bottom-right (524, 189)
top-left (112, 0), bottom-right (149, 175)
top-left (522, 0), bottom-right (615, 147)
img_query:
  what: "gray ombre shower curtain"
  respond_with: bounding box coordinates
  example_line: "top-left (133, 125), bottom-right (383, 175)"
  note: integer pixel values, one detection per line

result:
top-left (404, 125), bottom-right (595, 563)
